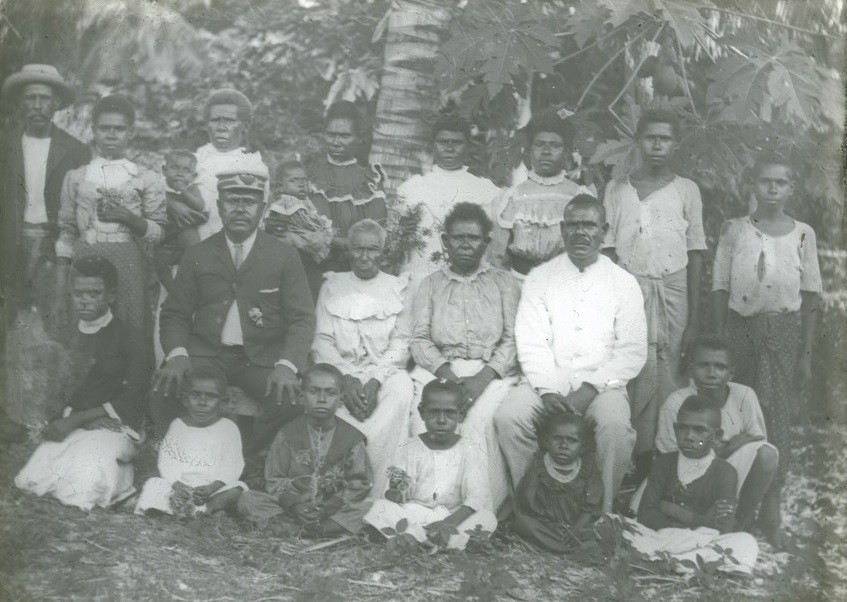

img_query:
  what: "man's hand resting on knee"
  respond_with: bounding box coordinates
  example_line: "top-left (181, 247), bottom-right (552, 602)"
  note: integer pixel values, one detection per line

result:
top-left (266, 365), bottom-right (300, 406)
top-left (541, 383), bottom-right (597, 416)
top-left (153, 356), bottom-right (190, 397)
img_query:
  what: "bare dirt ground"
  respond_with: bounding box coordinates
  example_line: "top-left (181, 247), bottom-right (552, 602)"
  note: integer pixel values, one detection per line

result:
top-left (0, 423), bottom-right (844, 602)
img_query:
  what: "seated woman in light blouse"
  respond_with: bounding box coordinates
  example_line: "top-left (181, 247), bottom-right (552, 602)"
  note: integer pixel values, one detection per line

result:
top-left (410, 202), bottom-right (521, 511)
top-left (311, 218), bottom-right (414, 497)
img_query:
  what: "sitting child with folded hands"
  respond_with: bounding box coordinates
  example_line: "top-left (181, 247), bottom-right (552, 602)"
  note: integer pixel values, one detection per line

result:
top-left (625, 395), bottom-right (759, 573)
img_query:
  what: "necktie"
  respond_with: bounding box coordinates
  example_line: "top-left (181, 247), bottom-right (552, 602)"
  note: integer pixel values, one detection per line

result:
top-left (233, 243), bottom-right (244, 269)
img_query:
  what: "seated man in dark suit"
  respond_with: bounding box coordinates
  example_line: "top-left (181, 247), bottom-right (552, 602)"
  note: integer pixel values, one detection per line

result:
top-left (151, 170), bottom-right (316, 452)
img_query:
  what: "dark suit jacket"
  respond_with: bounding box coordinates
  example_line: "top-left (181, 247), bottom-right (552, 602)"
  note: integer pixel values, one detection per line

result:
top-left (160, 229), bottom-right (316, 370)
top-left (0, 125), bottom-right (91, 292)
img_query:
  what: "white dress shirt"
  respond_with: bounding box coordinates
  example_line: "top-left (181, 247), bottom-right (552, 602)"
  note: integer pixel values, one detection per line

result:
top-left (516, 253), bottom-right (647, 395)
top-left (220, 230), bottom-right (257, 346)
top-left (21, 134), bottom-right (52, 224)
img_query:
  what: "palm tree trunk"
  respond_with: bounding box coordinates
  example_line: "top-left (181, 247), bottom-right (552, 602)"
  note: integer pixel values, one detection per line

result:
top-left (368, 0), bottom-right (452, 190)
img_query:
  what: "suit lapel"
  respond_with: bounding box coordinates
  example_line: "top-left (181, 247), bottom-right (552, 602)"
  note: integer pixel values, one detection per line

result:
top-left (211, 232), bottom-right (238, 276)
top-left (237, 229), bottom-right (266, 275)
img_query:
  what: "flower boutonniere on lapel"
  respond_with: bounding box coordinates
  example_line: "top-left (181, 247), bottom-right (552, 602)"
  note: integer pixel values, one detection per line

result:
top-left (248, 307), bottom-right (264, 327)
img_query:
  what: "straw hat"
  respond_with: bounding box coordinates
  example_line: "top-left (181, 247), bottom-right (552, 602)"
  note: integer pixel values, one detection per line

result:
top-left (2, 64), bottom-right (75, 108)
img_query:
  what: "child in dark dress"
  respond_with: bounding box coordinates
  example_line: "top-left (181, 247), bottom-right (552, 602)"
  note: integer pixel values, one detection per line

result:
top-left (513, 413), bottom-right (603, 553)
top-left (14, 256), bottom-right (149, 510)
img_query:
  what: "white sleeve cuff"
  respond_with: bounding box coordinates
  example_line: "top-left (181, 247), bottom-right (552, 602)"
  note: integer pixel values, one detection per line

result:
top-left (55, 238), bottom-right (74, 259)
top-left (166, 347), bottom-right (189, 361)
top-left (535, 387), bottom-right (559, 397)
top-left (274, 360), bottom-right (298, 374)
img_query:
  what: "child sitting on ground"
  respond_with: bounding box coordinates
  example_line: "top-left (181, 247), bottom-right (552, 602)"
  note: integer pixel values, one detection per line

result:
top-left (135, 367), bottom-right (246, 516)
top-left (512, 413), bottom-right (603, 553)
top-left (655, 335), bottom-right (780, 544)
top-left (264, 159), bottom-right (334, 299)
top-left (626, 395), bottom-right (759, 573)
top-left (153, 149), bottom-right (207, 295)
top-left (364, 379), bottom-right (497, 550)
top-left (237, 363), bottom-right (372, 538)
top-left (14, 256), bottom-right (149, 510)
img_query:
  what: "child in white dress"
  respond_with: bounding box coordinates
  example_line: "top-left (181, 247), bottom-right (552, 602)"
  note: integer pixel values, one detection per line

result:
top-left (136, 368), bottom-right (246, 516)
top-left (364, 379), bottom-right (497, 550)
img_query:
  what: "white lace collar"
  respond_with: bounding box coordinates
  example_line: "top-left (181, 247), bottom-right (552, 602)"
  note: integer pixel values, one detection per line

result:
top-left (430, 165), bottom-right (469, 176)
top-left (78, 308), bottom-right (114, 334)
top-left (677, 449), bottom-right (716, 486)
top-left (326, 155), bottom-right (357, 167)
top-left (527, 170), bottom-right (567, 186)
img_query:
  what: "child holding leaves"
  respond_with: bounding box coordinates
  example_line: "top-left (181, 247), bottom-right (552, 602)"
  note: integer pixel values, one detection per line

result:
top-left (135, 367), bottom-right (246, 516)
top-left (626, 395), bottom-right (759, 573)
top-left (512, 413), bottom-right (603, 553)
top-left (364, 379), bottom-right (497, 550)
top-left (237, 364), bottom-right (372, 537)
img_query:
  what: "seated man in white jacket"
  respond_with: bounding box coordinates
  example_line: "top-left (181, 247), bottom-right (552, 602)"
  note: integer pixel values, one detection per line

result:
top-left (495, 195), bottom-right (647, 513)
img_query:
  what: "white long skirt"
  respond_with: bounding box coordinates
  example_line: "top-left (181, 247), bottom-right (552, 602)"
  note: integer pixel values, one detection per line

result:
top-left (14, 428), bottom-right (138, 511)
top-left (365, 499), bottom-right (497, 550)
top-left (621, 517), bottom-right (759, 574)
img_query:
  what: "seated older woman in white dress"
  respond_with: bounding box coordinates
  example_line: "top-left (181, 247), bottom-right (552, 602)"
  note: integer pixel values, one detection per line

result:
top-left (312, 219), bottom-right (414, 496)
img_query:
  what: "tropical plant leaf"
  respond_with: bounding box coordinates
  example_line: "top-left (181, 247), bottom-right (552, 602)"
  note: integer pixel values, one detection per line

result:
top-left (589, 136), bottom-right (640, 177)
top-left (436, 3), bottom-right (558, 100)
top-left (596, 0), bottom-right (652, 28)
top-left (707, 38), bottom-right (833, 127)
top-left (653, 0), bottom-right (714, 52)
top-left (567, 1), bottom-right (613, 48)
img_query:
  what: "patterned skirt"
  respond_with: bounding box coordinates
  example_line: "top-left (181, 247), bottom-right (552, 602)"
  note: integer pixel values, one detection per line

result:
top-left (726, 310), bottom-right (802, 477)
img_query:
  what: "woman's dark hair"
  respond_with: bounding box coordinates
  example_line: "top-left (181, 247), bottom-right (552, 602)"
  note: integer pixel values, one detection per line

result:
top-left (325, 101), bottom-right (362, 135)
top-left (92, 95), bottom-right (135, 127)
top-left (72, 255), bottom-right (118, 291)
top-left (524, 109), bottom-right (575, 149)
top-left (431, 114), bottom-right (471, 142)
top-left (443, 202), bottom-right (493, 237)
top-left (203, 88), bottom-right (254, 123)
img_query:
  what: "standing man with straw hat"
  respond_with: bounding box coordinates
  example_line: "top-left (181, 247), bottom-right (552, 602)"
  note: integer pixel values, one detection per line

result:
top-left (1, 64), bottom-right (91, 325)
top-left (0, 65), bottom-right (90, 442)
